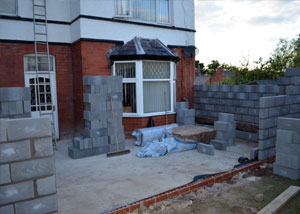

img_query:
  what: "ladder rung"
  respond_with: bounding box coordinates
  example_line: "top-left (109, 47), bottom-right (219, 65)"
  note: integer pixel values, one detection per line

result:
top-left (34, 4), bottom-right (45, 8)
top-left (34, 13), bottom-right (46, 16)
top-left (36, 33), bottom-right (47, 35)
top-left (36, 41), bottom-right (47, 44)
top-left (36, 52), bottom-right (48, 55)
top-left (35, 22), bottom-right (46, 26)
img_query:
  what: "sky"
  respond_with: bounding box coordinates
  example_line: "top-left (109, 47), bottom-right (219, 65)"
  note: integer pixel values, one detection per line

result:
top-left (195, 0), bottom-right (300, 68)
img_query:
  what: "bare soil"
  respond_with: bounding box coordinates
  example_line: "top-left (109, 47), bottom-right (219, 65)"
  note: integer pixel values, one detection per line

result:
top-left (133, 163), bottom-right (300, 214)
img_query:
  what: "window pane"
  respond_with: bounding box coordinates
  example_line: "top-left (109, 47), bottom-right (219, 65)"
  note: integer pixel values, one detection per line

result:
top-left (159, 0), bottom-right (169, 23)
top-left (116, 63), bottom-right (136, 78)
top-left (132, 0), bottom-right (155, 22)
top-left (0, 0), bottom-right (16, 14)
top-left (24, 56), bottom-right (54, 71)
top-left (123, 83), bottom-right (137, 113)
top-left (115, 0), bottom-right (129, 16)
top-left (143, 81), bottom-right (170, 113)
top-left (143, 62), bottom-right (170, 79)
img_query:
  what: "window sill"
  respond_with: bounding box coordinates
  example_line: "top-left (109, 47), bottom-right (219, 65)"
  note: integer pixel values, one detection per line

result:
top-left (112, 16), bottom-right (172, 27)
top-left (123, 112), bottom-right (176, 118)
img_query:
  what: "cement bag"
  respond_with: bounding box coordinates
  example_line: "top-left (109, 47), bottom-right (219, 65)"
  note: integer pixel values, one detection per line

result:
top-left (132, 127), bottom-right (165, 146)
top-left (164, 137), bottom-right (197, 153)
top-left (132, 123), bottom-right (179, 146)
top-left (136, 140), bottom-right (168, 158)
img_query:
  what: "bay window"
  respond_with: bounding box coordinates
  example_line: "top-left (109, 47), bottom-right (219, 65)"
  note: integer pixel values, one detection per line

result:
top-left (115, 0), bottom-right (170, 24)
top-left (114, 60), bottom-right (176, 116)
top-left (0, 0), bottom-right (17, 15)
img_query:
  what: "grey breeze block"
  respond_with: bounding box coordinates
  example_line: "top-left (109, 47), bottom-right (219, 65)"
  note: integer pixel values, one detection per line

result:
top-left (197, 143), bottom-right (214, 156)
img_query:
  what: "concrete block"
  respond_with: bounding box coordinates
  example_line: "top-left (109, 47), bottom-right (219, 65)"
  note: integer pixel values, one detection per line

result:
top-left (0, 87), bottom-right (30, 102)
top-left (236, 107), bottom-right (248, 115)
top-left (259, 129), bottom-right (268, 140)
top-left (245, 85), bottom-right (256, 93)
top-left (7, 117), bottom-right (51, 141)
top-left (0, 102), bottom-right (9, 116)
top-left (36, 175), bottom-right (56, 196)
top-left (250, 147), bottom-right (259, 160)
top-left (277, 76), bottom-right (291, 85)
top-left (242, 115), bottom-right (255, 123)
top-left (68, 146), bottom-right (109, 159)
top-left (108, 92), bottom-right (123, 102)
top-left (259, 117), bottom-right (276, 129)
top-left (214, 121), bottom-right (235, 132)
top-left (290, 104), bottom-right (299, 113)
top-left (235, 130), bottom-right (258, 141)
top-left (256, 85), bottom-right (269, 93)
top-left (83, 128), bottom-right (108, 138)
top-left (259, 96), bottom-right (275, 108)
top-left (219, 85), bottom-right (231, 92)
top-left (236, 93), bottom-right (248, 100)
top-left (276, 143), bottom-right (300, 156)
top-left (197, 143), bottom-right (214, 155)
top-left (15, 194), bottom-right (58, 214)
top-left (268, 107), bottom-right (280, 117)
top-left (286, 67), bottom-right (300, 77)
top-left (271, 86), bottom-right (285, 94)
top-left (273, 164), bottom-right (300, 180)
top-left (249, 108), bottom-right (259, 116)
top-left (210, 139), bottom-right (227, 151)
top-left (276, 153), bottom-right (300, 169)
top-left (226, 92), bottom-right (236, 99)
top-left (8, 102), bottom-right (17, 115)
top-left (277, 117), bottom-right (300, 132)
top-left (0, 140), bottom-right (31, 163)
top-left (276, 129), bottom-right (300, 145)
top-left (258, 150), bottom-right (269, 160)
top-left (291, 76), bottom-right (300, 85)
top-left (0, 205), bottom-right (14, 214)
top-left (15, 101), bottom-right (23, 115)
top-left (280, 106), bottom-right (290, 115)
top-left (259, 138), bottom-right (275, 150)
top-left (0, 119), bottom-right (8, 142)
top-left (83, 94), bottom-right (106, 103)
top-left (0, 181), bottom-right (34, 205)
top-left (218, 113), bottom-right (234, 122)
top-left (0, 164), bottom-right (10, 185)
top-left (286, 86), bottom-right (300, 95)
top-left (268, 127), bottom-right (277, 138)
top-left (11, 157), bottom-right (54, 182)
top-left (242, 100), bottom-right (255, 108)
top-left (248, 93), bottom-right (260, 100)
top-left (176, 102), bottom-right (188, 110)
top-left (23, 100), bottom-right (31, 113)
top-left (34, 137), bottom-right (53, 157)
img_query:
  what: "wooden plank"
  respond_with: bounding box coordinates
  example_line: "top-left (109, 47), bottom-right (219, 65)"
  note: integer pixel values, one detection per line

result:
top-left (257, 185), bottom-right (300, 214)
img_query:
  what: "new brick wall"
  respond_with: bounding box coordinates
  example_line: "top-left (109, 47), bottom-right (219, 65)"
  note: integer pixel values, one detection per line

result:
top-left (0, 42), bottom-right (75, 137)
top-left (0, 117), bottom-right (57, 214)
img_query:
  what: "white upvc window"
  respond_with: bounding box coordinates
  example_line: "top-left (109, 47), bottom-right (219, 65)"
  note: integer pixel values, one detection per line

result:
top-left (113, 60), bottom-right (176, 117)
top-left (115, 0), bottom-right (171, 24)
top-left (0, 0), bottom-right (17, 16)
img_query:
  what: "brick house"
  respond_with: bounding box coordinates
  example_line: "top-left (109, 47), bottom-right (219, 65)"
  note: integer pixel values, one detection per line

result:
top-left (0, 0), bottom-right (196, 138)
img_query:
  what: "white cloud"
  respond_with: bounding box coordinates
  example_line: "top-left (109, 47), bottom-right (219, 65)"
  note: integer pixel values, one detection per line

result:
top-left (195, 0), bottom-right (300, 67)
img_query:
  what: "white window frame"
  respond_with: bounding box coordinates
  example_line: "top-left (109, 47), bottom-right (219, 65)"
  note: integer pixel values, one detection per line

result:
top-left (24, 54), bottom-right (56, 74)
top-left (0, 0), bottom-right (18, 16)
top-left (113, 60), bottom-right (176, 117)
top-left (114, 0), bottom-right (172, 25)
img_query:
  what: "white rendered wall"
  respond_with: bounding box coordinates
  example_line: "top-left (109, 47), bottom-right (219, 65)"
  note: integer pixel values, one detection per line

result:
top-left (0, 0), bottom-right (194, 46)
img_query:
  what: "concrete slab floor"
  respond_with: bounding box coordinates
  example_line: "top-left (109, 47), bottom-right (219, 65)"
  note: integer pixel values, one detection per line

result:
top-left (54, 137), bottom-right (257, 214)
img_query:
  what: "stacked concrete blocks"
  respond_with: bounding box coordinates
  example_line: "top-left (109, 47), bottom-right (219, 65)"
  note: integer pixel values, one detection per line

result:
top-left (197, 143), bottom-right (214, 156)
top-left (0, 117), bottom-right (57, 214)
top-left (211, 113), bottom-right (236, 151)
top-left (176, 102), bottom-right (195, 125)
top-left (0, 87), bottom-right (31, 119)
top-left (68, 76), bottom-right (125, 159)
top-left (273, 117), bottom-right (300, 180)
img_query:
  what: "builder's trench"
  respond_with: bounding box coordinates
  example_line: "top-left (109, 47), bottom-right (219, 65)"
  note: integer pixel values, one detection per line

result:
top-left (54, 137), bottom-right (256, 214)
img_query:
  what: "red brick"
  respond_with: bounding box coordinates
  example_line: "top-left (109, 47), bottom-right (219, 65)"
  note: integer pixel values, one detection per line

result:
top-left (155, 194), bottom-right (168, 203)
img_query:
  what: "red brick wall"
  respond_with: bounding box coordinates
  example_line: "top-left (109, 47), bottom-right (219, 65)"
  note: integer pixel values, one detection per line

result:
top-left (171, 47), bottom-right (195, 108)
top-left (123, 114), bottom-right (176, 134)
top-left (0, 42), bottom-right (75, 137)
top-left (0, 42), bottom-right (195, 137)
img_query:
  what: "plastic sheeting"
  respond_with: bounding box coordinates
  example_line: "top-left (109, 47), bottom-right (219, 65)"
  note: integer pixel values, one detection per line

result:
top-left (132, 123), bottom-right (179, 146)
top-left (136, 137), bottom-right (197, 158)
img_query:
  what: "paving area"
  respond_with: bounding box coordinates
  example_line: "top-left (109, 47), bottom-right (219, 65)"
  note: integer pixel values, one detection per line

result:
top-left (54, 137), bottom-right (256, 214)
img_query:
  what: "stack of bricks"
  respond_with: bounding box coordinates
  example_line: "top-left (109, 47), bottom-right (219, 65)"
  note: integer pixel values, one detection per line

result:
top-left (211, 113), bottom-right (236, 151)
top-left (273, 117), bottom-right (300, 180)
top-left (0, 87), bottom-right (31, 119)
top-left (0, 117), bottom-right (57, 214)
top-left (176, 102), bottom-right (195, 125)
top-left (68, 76), bottom-right (125, 159)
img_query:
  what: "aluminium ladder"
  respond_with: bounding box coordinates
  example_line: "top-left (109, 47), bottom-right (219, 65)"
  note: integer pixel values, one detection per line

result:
top-left (32, 0), bottom-right (58, 150)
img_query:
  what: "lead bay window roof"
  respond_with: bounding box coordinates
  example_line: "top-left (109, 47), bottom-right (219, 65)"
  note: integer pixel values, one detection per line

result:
top-left (108, 37), bottom-right (179, 62)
